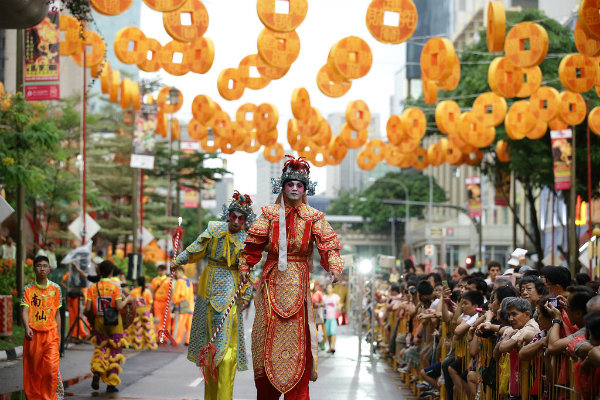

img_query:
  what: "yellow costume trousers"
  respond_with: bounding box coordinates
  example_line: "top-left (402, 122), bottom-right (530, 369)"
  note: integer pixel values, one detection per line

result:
top-left (204, 307), bottom-right (239, 400)
top-left (176, 313), bottom-right (192, 345)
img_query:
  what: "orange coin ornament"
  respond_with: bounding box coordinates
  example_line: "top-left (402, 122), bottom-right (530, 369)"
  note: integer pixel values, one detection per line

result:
top-left (137, 38), bottom-right (161, 72)
top-left (317, 65), bottom-right (352, 98)
top-left (114, 27), bottom-right (148, 65)
top-left (558, 91), bottom-right (587, 126)
top-left (420, 37), bottom-right (456, 82)
top-left (71, 31), bottom-right (106, 67)
top-left (291, 88), bottom-right (311, 120)
top-left (163, 0), bottom-right (209, 43)
top-left (356, 149), bottom-right (378, 171)
top-left (188, 119), bottom-right (209, 140)
top-left (488, 57), bottom-right (524, 98)
top-left (401, 107), bottom-right (426, 139)
top-left (588, 107), bottom-right (600, 136)
top-left (256, 0), bottom-right (308, 33)
top-left (437, 52), bottom-right (461, 91)
top-left (256, 54), bottom-right (290, 79)
top-left (345, 100), bottom-right (371, 131)
top-left (579, 0), bottom-right (600, 40)
top-left (192, 95), bottom-right (217, 124)
top-left (264, 143), bottom-right (285, 163)
top-left (90, 0), bottom-right (132, 15)
top-left (506, 100), bottom-right (536, 138)
top-left (526, 120), bottom-right (548, 140)
top-left (365, 0), bottom-right (418, 44)
top-left (496, 140), bottom-right (510, 163)
top-left (365, 139), bottom-right (387, 163)
top-left (59, 15), bottom-right (81, 56)
top-left (574, 20), bottom-right (600, 57)
top-left (238, 54), bottom-right (271, 90)
top-left (504, 22), bottom-right (548, 68)
top-left (386, 115), bottom-right (404, 144)
top-left (158, 40), bottom-right (190, 76)
top-left (217, 68), bottom-right (245, 101)
top-left (236, 103), bottom-right (257, 131)
top-left (187, 37), bottom-right (215, 74)
top-left (142, 0), bottom-right (186, 12)
top-left (257, 28), bottom-right (301, 68)
top-left (422, 79), bottom-right (438, 105)
top-left (328, 36), bottom-right (373, 80)
top-left (559, 53), bottom-right (597, 93)
top-left (340, 123), bottom-right (368, 149)
top-left (472, 92), bottom-right (507, 127)
top-left (529, 86), bottom-right (560, 122)
top-left (516, 66), bottom-right (542, 98)
top-left (157, 86), bottom-right (184, 114)
top-left (486, 1), bottom-right (506, 52)
top-left (548, 116), bottom-right (569, 131)
top-left (396, 136), bottom-right (420, 154)
top-left (254, 103), bottom-right (279, 133)
top-left (435, 100), bottom-right (461, 135)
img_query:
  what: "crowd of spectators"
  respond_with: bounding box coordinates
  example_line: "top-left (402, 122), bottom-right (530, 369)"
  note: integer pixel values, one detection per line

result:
top-left (376, 260), bottom-right (600, 400)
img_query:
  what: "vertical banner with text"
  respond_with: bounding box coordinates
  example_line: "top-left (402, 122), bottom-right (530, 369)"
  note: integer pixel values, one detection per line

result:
top-left (24, 11), bottom-right (60, 100)
top-left (466, 176), bottom-right (482, 218)
top-left (550, 129), bottom-right (573, 191)
top-left (494, 170), bottom-right (511, 207)
top-left (130, 103), bottom-right (158, 169)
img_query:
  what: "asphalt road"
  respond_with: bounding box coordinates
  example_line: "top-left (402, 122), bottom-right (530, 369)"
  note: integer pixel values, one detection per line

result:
top-left (0, 317), bottom-right (404, 399)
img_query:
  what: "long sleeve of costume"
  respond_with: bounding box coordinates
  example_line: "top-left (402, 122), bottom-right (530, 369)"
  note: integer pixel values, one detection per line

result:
top-left (312, 217), bottom-right (344, 274)
top-left (173, 228), bottom-right (211, 267)
top-left (239, 213), bottom-right (270, 273)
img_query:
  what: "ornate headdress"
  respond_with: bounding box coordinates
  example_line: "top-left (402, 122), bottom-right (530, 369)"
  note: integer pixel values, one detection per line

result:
top-left (220, 191), bottom-right (256, 229)
top-left (271, 155), bottom-right (317, 196)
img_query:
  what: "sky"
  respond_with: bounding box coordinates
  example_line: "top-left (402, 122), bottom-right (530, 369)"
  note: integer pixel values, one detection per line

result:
top-left (139, 0), bottom-right (407, 195)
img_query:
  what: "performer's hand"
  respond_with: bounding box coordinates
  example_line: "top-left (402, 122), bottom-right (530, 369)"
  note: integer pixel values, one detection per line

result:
top-left (25, 326), bottom-right (33, 341)
top-left (329, 270), bottom-right (340, 284)
top-left (240, 300), bottom-right (249, 312)
top-left (240, 271), bottom-right (250, 285)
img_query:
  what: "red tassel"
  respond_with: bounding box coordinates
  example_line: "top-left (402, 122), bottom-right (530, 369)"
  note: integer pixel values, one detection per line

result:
top-left (157, 329), bottom-right (178, 347)
top-left (198, 344), bottom-right (218, 382)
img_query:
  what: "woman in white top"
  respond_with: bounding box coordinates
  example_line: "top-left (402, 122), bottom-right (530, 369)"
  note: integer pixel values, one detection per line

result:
top-left (322, 284), bottom-right (341, 354)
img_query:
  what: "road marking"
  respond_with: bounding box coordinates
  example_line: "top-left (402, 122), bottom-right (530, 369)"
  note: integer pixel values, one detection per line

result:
top-left (188, 377), bottom-right (203, 387)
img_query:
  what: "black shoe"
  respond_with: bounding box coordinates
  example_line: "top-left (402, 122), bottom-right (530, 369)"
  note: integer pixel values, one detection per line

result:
top-left (91, 373), bottom-right (100, 390)
top-left (106, 385), bottom-right (119, 393)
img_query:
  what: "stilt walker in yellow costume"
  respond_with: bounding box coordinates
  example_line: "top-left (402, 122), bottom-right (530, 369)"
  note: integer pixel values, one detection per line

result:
top-left (172, 191), bottom-right (255, 400)
top-left (239, 156), bottom-right (344, 400)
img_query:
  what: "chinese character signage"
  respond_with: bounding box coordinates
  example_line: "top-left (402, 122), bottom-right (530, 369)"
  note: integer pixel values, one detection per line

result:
top-left (24, 11), bottom-right (60, 100)
top-left (466, 176), bottom-right (482, 218)
top-left (550, 129), bottom-right (573, 191)
top-left (131, 104), bottom-right (158, 169)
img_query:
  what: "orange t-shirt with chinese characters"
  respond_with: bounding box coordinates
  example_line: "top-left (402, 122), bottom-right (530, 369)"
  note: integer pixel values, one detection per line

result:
top-left (86, 279), bottom-right (122, 316)
top-left (130, 287), bottom-right (153, 308)
top-left (21, 281), bottom-right (62, 331)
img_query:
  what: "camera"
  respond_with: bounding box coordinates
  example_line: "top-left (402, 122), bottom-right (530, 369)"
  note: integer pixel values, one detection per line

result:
top-left (548, 297), bottom-right (558, 308)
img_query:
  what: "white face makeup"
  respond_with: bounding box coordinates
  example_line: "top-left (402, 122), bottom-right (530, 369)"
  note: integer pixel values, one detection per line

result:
top-left (284, 180), bottom-right (305, 201)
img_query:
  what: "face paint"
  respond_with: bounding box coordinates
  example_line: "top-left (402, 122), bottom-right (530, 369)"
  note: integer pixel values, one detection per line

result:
top-left (229, 211), bottom-right (246, 232)
top-left (284, 180), bottom-right (305, 201)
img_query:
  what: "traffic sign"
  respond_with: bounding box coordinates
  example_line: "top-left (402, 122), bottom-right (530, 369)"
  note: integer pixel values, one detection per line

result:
top-left (424, 244), bottom-right (434, 256)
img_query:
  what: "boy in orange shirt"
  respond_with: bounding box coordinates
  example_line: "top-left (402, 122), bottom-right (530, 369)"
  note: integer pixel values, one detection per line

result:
top-left (21, 255), bottom-right (64, 400)
top-left (173, 268), bottom-right (194, 345)
top-left (151, 264), bottom-right (172, 337)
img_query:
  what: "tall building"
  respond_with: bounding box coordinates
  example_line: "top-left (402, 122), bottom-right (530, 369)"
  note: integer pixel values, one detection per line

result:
top-left (255, 156), bottom-right (284, 209)
top-left (325, 112), bottom-right (382, 197)
top-left (213, 176), bottom-right (234, 215)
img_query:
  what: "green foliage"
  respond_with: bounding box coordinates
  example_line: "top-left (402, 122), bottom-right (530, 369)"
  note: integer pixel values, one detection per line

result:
top-left (0, 93), bottom-right (63, 202)
top-left (328, 171), bottom-right (447, 231)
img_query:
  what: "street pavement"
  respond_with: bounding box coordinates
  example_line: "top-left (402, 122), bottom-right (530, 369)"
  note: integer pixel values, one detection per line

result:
top-left (0, 317), bottom-right (404, 399)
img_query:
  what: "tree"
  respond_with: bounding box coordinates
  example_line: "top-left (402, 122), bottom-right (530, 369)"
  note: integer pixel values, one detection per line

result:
top-left (328, 171), bottom-right (447, 232)
top-left (408, 9), bottom-right (600, 266)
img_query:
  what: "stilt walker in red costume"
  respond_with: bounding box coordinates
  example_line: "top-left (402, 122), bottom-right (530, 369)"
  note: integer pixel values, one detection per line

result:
top-left (239, 156), bottom-right (344, 399)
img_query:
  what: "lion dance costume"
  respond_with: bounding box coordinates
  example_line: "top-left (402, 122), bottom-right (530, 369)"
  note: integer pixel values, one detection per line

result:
top-left (239, 156), bottom-right (344, 399)
top-left (173, 191), bottom-right (255, 400)
top-left (126, 286), bottom-right (157, 350)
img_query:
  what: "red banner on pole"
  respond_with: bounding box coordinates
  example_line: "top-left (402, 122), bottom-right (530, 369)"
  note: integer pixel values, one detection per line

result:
top-left (466, 176), bottom-right (482, 218)
top-left (24, 11), bottom-right (60, 100)
top-left (550, 129), bottom-right (573, 191)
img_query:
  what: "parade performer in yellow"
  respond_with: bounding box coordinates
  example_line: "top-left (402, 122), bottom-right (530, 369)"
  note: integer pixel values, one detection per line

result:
top-left (151, 264), bottom-right (172, 338)
top-left (172, 191), bottom-right (255, 400)
top-left (85, 260), bottom-right (132, 393)
top-left (126, 276), bottom-right (157, 350)
top-left (174, 268), bottom-right (194, 345)
top-left (239, 156), bottom-right (344, 399)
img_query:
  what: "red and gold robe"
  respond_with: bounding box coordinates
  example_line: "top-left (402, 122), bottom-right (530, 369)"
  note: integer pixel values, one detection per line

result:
top-left (239, 202), bottom-right (344, 394)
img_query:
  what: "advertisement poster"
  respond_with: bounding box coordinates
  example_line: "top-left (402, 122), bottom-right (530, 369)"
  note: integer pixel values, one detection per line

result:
top-left (550, 129), bottom-right (573, 191)
top-left (494, 170), bottom-right (511, 207)
top-left (466, 176), bottom-right (482, 218)
top-left (24, 11), bottom-right (60, 100)
top-left (131, 104), bottom-right (158, 169)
